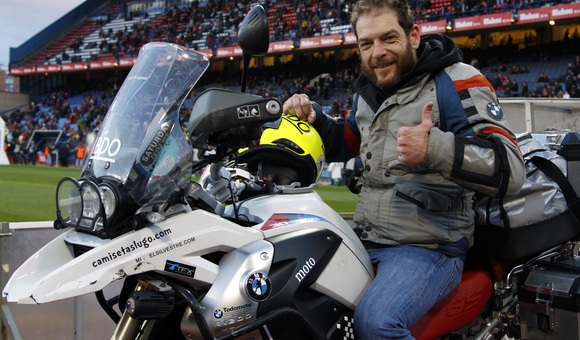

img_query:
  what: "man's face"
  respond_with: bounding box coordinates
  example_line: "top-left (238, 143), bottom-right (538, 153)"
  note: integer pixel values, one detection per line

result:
top-left (356, 9), bottom-right (420, 90)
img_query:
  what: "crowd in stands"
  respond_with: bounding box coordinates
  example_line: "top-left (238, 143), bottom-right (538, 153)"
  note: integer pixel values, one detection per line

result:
top-left (39, 0), bottom-right (580, 66)
top-left (3, 85), bottom-right (116, 167)
top-left (3, 49), bottom-right (360, 167)
top-left (85, 0), bottom-right (354, 60)
top-left (484, 54), bottom-right (580, 98)
top-left (3, 0), bottom-right (580, 168)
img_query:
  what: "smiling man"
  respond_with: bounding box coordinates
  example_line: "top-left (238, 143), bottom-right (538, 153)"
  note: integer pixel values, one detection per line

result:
top-left (283, 0), bottom-right (525, 338)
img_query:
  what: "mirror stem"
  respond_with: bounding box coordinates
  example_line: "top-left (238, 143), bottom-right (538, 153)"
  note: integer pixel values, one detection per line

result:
top-left (241, 52), bottom-right (251, 93)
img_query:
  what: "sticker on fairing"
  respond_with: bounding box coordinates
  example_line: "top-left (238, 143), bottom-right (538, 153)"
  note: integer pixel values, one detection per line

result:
top-left (261, 213), bottom-right (327, 231)
top-left (213, 303), bottom-right (252, 322)
top-left (164, 260), bottom-right (196, 278)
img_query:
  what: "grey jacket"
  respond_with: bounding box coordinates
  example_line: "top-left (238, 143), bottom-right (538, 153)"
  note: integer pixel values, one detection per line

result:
top-left (312, 34), bottom-right (525, 258)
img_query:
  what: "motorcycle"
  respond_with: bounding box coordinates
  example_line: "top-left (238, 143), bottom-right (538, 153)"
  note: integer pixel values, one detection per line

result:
top-left (4, 5), bottom-right (580, 340)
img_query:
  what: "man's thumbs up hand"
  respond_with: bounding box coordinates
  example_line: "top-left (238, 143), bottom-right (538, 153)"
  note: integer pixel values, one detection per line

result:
top-left (397, 102), bottom-right (434, 167)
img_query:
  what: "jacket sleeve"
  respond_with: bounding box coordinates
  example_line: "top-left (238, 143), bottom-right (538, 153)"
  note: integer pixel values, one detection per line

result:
top-left (310, 101), bottom-right (360, 162)
top-left (425, 64), bottom-right (525, 198)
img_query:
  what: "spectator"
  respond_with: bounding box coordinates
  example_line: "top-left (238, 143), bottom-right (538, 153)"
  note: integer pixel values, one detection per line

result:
top-left (509, 79), bottom-right (519, 97)
top-left (44, 142), bottom-right (53, 166)
top-left (59, 142), bottom-right (70, 167)
top-left (328, 162), bottom-right (344, 185)
top-left (537, 73), bottom-right (550, 82)
top-left (343, 156), bottom-right (362, 189)
top-left (75, 143), bottom-right (86, 168)
top-left (522, 81), bottom-right (529, 97)
top-left (23, 140), bottom-right (37, 165)
top-left (13, 142), bottom-right (21, 164)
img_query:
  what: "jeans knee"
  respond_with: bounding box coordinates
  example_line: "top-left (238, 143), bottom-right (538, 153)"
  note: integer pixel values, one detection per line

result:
top-left (354, 303), bottom-right (409, 339)
top-left (354, 307), bottom-right (375, 338)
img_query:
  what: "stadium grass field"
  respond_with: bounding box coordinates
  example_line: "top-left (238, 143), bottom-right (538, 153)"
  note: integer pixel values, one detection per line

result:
top-left (0, 164), bottom-right (357, 223)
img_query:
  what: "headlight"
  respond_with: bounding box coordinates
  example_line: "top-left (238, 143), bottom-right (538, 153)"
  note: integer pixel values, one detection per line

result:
top-left (56, 178), bottom-right (82, 227)
top-left (99, 184), bottom-right (118, 219)
top-left (56, 177), bottom-right (120, 235)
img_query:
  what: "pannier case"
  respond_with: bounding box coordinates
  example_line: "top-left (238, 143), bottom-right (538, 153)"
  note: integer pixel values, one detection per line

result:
top-left (518, 256), bottom-right (580, 339)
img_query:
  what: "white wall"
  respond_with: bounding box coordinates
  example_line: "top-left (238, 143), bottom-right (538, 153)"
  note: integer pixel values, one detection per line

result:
top-left (500, 98), bottom-right (580, 134)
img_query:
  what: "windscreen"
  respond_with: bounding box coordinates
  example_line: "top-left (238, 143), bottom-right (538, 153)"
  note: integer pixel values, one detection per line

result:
top-left (83, 42), bottom-right (210, 205)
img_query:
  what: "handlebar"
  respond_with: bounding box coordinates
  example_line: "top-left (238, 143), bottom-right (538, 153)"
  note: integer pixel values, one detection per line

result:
top-left (199, 163), bottom-right (271, 204)
top-left (188, 161), bottom-right (311, 220)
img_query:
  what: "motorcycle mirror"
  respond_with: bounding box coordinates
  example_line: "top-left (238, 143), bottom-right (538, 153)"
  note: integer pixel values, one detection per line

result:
top-left (237, 5), bottom-right (269, 57)
top-left (237, 5), bottom-right (269, 92)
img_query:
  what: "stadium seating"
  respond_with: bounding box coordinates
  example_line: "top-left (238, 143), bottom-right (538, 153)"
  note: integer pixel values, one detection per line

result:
top-left (3, 0), bottom-right (580, 168)
top-left (27, 20), bottom-right (100, 65)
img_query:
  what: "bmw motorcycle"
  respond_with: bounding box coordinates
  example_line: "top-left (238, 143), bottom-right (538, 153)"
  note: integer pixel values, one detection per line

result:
top-left (4, 5), bottom-right (580, 340)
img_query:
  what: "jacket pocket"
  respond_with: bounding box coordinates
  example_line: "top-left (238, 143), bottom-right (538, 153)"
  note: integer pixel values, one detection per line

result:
top-left (394, 183), bottom-right (450, 212)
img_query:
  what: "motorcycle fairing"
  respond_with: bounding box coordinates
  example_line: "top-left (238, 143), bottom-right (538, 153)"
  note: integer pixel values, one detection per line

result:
top-left (3, 210), bottom-right (263, 304)
top-left (259, 212), bottom-right (373, 309)
top-left (258, 228), bottom-right (353, 336)
top-left (181, 227), bottom-right (357, 339)
top-left (226, 190), bottom-right (373, 276)
top-left (227, 191), bottom-right (374, 309)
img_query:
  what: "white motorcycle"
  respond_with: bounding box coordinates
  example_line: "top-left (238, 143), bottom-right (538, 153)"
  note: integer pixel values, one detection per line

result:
top-left (4, 5), bottom-right (580, 340)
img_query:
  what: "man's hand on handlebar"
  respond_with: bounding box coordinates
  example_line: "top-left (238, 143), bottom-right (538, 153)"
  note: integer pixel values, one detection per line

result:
top-left (283, 94), bottom-right (317, 123)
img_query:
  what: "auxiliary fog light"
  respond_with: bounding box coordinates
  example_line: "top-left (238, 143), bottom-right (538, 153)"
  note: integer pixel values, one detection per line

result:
top-left (126, 291), bottom-right (175, 319)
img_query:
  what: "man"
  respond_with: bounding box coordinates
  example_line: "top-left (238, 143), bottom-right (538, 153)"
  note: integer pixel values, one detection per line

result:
top-left (282, 0), bottom-right (525, 338)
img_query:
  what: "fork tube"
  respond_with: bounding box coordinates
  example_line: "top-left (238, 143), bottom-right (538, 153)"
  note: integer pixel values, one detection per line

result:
top-left (110, 282), bottom-right (146, 340)
top-left (111, 310), bottom-right (143, 340)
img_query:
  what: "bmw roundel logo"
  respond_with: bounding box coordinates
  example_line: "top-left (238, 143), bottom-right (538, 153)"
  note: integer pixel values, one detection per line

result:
top-left (486, 102), bottom-right (504, 120)
top-left (214, 309), bottom-right (224, 319)
top-left (246, 272), bottom-right (272, 301)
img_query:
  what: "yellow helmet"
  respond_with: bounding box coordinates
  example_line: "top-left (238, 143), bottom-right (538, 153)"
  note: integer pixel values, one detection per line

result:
top-left (238, 114), bottom-right (325, 186)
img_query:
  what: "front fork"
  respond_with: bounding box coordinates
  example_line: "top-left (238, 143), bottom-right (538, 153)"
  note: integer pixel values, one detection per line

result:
top-left (111, 282), bottom-right (146, 340)
top-left (110, 276), bottom-right (175, 340)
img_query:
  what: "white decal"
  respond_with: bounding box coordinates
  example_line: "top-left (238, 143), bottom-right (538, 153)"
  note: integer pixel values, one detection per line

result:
top-left (91, 137), bottom-right (122, 162)
top-left (295, 257), bottom-right (316, 282)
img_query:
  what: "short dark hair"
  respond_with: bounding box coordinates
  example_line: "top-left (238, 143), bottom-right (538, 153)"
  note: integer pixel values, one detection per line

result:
top-left (350, 0), bottom-right (415, 36)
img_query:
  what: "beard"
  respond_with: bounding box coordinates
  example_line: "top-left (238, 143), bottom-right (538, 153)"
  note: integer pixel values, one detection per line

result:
top-left (361, 39), bottom-right (417, 91)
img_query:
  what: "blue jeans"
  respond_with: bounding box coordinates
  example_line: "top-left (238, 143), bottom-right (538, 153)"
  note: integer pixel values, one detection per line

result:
top-left (354, 245), bottom-right (464, 339)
